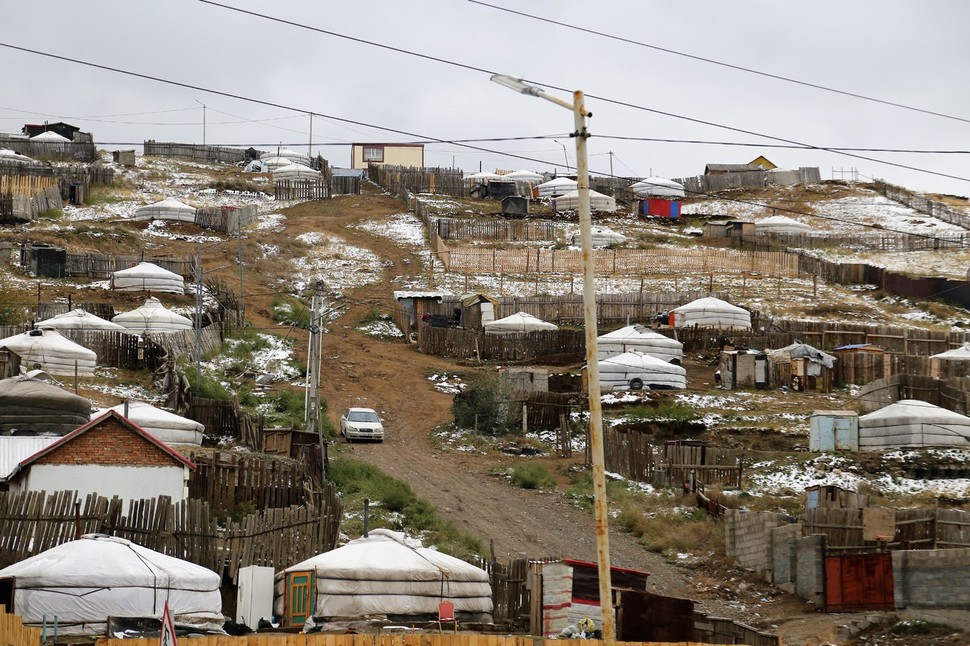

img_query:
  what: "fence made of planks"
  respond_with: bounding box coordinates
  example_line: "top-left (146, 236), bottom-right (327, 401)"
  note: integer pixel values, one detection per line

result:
top-left (435, 217), bottom-right (559, 243)
top-left (602, 430), bottom-right (741, 489)
top-left (0, 607), bottom-right (42, 646)
top-left (416, 323), bottom-right (585, 363)
top-left (855, 373), bottom-right (970, 414)
top-left (749, 230), bottom-right (970, 252)
top-left (58, 251), bottom-right (195, 278)
top-left (874, 179), bottom-right (970, 230)
top-left (143, 140), bottom-right (255, 164)
top-left (804, 507), bottom-right (970, 553)
top-left (195, 204), bottom-right (259, 234)
top-left (0, 488), bottom-right (342, 583)
top-left (186, 451), bottom-right (313, 516)
top-left (370, 164), bottom-right (468, 197)
top-left (0, 134), bottom-right (97, 163)
top-left (275, 179), bottom-right (329, 201)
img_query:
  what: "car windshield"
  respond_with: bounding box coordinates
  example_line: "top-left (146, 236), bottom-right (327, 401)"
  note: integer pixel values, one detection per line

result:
top-left (348, 410), bottom-right (380, 423)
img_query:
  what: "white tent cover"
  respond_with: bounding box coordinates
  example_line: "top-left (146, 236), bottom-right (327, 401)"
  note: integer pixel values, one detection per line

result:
top-left (0, 534), bottom-right (223, 635)
top-left (483, 311), bottom-right (558, 334)
top-left (244, 159), bottom-right (269, 173)
top-left (276, 529), bottom-right (492, 619)
top-left (756, 215), bottom-right (812, 234)
top-left (29, 131), bottom-right (71, 142)
top-left (572, 227), bottom-right (627, 247)
top-left (597, 325), bottom-right (683, 363)
top-left (859, 399), bottom-right (970, 450)
top-left (134, 198), bottom-right (197, 223)
top-left (0, 149), bottom-right (35, 164)
top-left (261, 148), bottom-right (310, 166)
top-left (598, 350), bottom-right (687, 391)
top-left (536, 177), bottom-right (578, 198)
top-left (35, 308), bottom-right (129, 332)
top-left (106, 401), bottom-right (204, 446)
top-left (112, 262), bottom-right (185, 294)
top-left (931, 342), bottom-right (970, 361)
top-left (466, 171), bottom-right (503, 181)
top-left (767, 342), bottom-right (836, 368)
top-left (503, 169), bottom-right (544, 182)
top-left (0, 329), bottom-right (96, 376)
top-left (553, 189), bottom-right (618, 213)
top-left (112, 297), bottom-right (193, 334)
top-left (630, 177), bottom-right (685, 198)
top-left (272, 163), bottom-right (322, 181)
top-left (671, 297), bottom-right (752, 330)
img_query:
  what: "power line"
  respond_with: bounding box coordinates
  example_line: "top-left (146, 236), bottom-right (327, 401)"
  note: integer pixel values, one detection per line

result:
top-left (466, 0), bottom-right (970, 126)
top-left (595, 135), bottom-right (970, 155)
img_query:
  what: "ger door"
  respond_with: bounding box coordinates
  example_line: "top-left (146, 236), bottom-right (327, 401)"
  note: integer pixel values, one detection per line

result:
top-left (284, 570), bottom-right (315, 627)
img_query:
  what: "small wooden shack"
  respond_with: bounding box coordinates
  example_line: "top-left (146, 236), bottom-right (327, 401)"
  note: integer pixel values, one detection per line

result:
top-left (718, 349), bottom-right (768, 389)
top-left (392, 291), bottom-right (447, 341)
top-left (832, 343), bottom-right (893, 385)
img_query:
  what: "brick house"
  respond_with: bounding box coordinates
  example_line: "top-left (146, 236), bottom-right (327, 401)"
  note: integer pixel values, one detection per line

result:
top-left (6, 410), bottom-right (195, 504)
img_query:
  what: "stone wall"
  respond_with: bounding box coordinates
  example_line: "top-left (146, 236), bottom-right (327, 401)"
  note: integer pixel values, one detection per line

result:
top-left (724, 509), bottom-right (782, 581)
top-left (894, 548), bottom-right (970, 609)
top-left (795, 534), bottom-right (826, 606)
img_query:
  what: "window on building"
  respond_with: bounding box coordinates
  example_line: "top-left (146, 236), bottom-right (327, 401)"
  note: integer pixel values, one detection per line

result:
top-left (362, 146), bottom-right (384, 162)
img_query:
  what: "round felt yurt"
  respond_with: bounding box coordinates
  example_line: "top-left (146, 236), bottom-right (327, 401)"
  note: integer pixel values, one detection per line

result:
top-left (553, 189), bottom-right (618, 213)
top-left (929, 343), bottom-right (970, 379)
top-left (261, 148), bottom-right (311, 167)
top-left (630, 177), bottom-right (685, 198)
top-left (671, 297), bottom-right (752, 330)
top-left (274, 529), bottom-right (492, 623)
top-left (536, 177), bottom-right (578, 198)
top-left (0, 534), bottom-right (223, 635)
top-left (112, 297), bottom-right (193, 335)
top-left (859, 399), bottom-right (970, 451)
top-left (571, 227), bottom-right (627, 247)
top-left (598, 350), bottom-right (687, 391)
top-left (272, 163), bottom-right (322, 181)
top-left (483, 312), bottom-right (558, 334)
top-left (29, 131), bottom-right (71, 143)
top-left (0, 329), bottom-right (97, 376)
top-left (756, 215), bottom-right (812, 234)
top-left (0, 374), bottom-right (91, 434)
top-left (597, 325), bottom-right (683, 363)
top-left (134, 198), bottom-right (197, 223)
top-left (34, 309), bottom-right (128, 332)
top-left (107, 401), bottom-right (204, 446)
top-left (111, 262), bottom-right (185, 294)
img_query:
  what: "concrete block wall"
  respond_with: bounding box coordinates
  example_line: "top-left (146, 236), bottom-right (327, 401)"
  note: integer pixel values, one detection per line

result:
top-left (795, 534), bottom-right (825, 606)
top-left (771, 523), bottom-right (802, 590)
top-left (724, 509), bottom-right (782, 580)
top-left (894, 548), bottom-right (970, 609)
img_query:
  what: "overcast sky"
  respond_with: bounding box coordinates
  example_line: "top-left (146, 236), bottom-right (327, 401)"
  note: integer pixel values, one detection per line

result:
top-left (2, 1), bottom-right (968, 197)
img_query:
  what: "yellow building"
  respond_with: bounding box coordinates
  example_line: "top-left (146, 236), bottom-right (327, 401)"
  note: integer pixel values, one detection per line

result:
top-left (748, 155), bottom-right (777, 170)
top-left (351, 143), bottom-right (425, 170)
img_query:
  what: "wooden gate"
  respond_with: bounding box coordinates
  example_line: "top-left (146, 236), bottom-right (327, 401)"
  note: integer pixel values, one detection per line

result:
top-left (824, 553), bottom-right (894, 612)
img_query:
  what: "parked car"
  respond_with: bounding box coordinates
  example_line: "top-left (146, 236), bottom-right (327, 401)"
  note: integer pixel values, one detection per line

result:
top-left (340, 407), bottom-right (384, 442)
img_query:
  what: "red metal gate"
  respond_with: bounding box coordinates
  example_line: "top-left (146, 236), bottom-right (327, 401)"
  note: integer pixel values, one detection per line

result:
top-left (825, 553), bottom-right (894, 612)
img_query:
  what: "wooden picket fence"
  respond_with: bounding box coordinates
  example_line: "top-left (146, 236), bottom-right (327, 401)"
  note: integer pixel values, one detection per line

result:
top-left (416, 323), bottom-right (586, 363)
top-left (275, 180), bottom-right (329, 201)
top-left (0, 488), bottom-right (342, 584)
top-left (186, 450), bottom-right (314, 516)
top-left (804, 507), bottom-right (970, 552)
top-left (602, 430), bottom-right (741, 489)
top-left (0, 607), bottom-right (42, 646)
top-left (435, 217), bottom-right (559, 242)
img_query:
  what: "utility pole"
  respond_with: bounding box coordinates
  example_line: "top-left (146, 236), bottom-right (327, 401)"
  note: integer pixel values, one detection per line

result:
top-left (608, 151), bottom-right (614, 178)
top-left (306, 280), bottom-right (326, 479)
top-left (237, 232), bottom-right (245, 325)
top-left (194, 245), bottom-right (203, 396)
top-left (308, 113), bottom-right (313, 159)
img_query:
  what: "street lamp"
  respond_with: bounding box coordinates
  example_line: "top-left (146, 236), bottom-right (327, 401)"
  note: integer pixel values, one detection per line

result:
top-left (490, 74), bottom-right (614, 644)
top-left (195, 99), bottom-right (206, 147)
top-left (554, 139), bottom-right (571, 172)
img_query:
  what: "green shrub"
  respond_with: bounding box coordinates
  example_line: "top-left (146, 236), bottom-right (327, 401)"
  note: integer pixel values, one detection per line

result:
top-left (451, 373), bottom-right (516, 435)
top-left (272, 294), bottom-right (312, 329)
top-left (510, 463), bottom-right (556, 490)
top-left (37, 208), bottom-right (62, 220)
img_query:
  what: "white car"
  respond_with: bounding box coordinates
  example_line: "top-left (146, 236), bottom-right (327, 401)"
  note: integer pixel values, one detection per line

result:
top-left (340, 407), bottom-right (384, 442)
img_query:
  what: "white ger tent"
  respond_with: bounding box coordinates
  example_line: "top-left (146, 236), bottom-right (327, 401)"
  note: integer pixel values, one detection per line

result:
top-left (134, 198), bottom-right (197, 223)
top-left (671, 297), bottom-right (752, 330)
top-left (859, 399), bottom-right (970, 451)
top-left (112, 297), bottom-right (193, 335)
top-left (111, 262), bottom-right (185, 294)
top-left (107, 401), bottom-right (204, 446)
top-left (0, 149), bottom-right (35, 164)
top-left (272, 163), bottom-right (322, 181)
top-left (536, 177), bottom-right (577, 198)
top-left (929, 342), bottom-right (970, 378)
top-left (275, 529), bottom-right (492, 620)
top-left (571, 227), bottom-right (627, 247)
top-left (597, 325), bottom-right (683, 363)
top-left (0, 329), bottom-right (96, 376)
top-left (756, 215), bottom-right (812, 234)
top-left (29, 130), bottom-right (71, 143)
top-left (630, 177), bottom-right (685, 198)
top-left (35, 308), bottom-right (128, 332)
top-left (503, 169), bottom-right (544, 182)
top-left (261, 148), bottom-right (311, 166)
top-left (484, 311), bottom-right (558, 334)
top-left (467, 171), bottom-right (503, 182)
top-left (0, 534), bottom-right (223, 635)
top-left (553, 189), bottom-right (618, 213)
top-left (598, 350), bottom-right (687, 391)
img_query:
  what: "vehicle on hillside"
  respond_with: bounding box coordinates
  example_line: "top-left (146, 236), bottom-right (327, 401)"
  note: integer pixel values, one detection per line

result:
top-left (340, 407), bottom-right (384, 442)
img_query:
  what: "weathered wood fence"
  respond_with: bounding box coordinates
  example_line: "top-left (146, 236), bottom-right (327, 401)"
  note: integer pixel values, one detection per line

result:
top-left (0, 488), bottom-right (342, 583)
top-left (874, 179), bottom-right (970, 230)
top-left (195, 204), bottom-right (259, 234)
top-left (0, 175), bottom-right (62, 221)
top-left (602, 429), bottom-right (742, 489)
top-left (0, 607), bottom-right (42, 646)
top-left (144, 140), bottom-right (257, 164)
top-left (416, 323), bottom-right (585, 363)
top-left (855, 373), bottom-right (970, 414)
top-left (0, 134), bottom-right (97, 163)
top-left (435, 217), bottom-right (559, 242)
top-left (186, 451), bottom-right (315, 517)
top-left (673, 167), bottom-right (820, 195)
top-left (804, 507), bottom-right (970, 553)
top-left (275, 179), bottom-right (329, 201)
top-left (370, 164), bottom-right (467, 197)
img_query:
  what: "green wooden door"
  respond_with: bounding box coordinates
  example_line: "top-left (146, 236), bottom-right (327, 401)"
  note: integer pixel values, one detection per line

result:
top-left (285, 570), bottom-right (315, 627)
